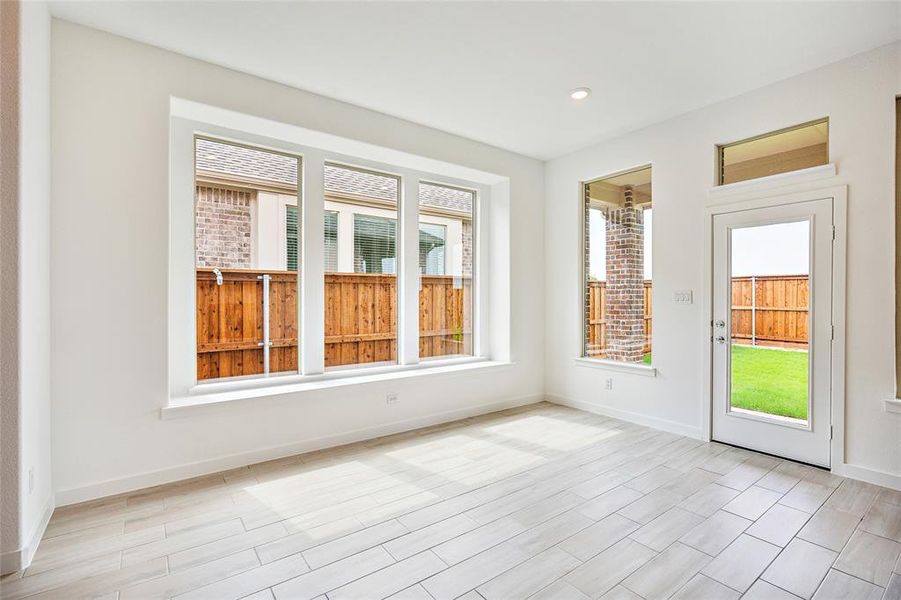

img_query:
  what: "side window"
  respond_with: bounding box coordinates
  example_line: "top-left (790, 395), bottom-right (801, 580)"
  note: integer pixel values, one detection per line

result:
top-left (583, 166), bottom-right (652, 364)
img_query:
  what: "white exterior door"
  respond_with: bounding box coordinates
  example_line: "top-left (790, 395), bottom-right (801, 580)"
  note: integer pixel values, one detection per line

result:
top-left (712, 198), bottom-right (833, 467)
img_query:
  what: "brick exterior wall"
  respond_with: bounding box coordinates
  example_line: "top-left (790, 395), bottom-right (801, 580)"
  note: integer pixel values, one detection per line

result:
top-left (604, 186), bottom-right (645, 362)
top-left (195, 186), bottom-right (254, 268)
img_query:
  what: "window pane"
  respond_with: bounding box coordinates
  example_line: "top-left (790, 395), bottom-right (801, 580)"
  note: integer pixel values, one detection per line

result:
top-left (324, 163), bottom-right (399, 369)
top-left (583, 166), bottom-right (652, 363)
top-left (194, 137), bottom-right (299, 381)
top-left (719, 120), bottom-right (828, 185)
top-left (419, 182), bottom-right (474, 359)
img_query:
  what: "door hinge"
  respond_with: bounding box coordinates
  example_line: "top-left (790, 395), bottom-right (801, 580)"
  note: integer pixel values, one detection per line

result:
top-left (832, 225), bottom-right (836, 241)
top-left (831, 325), bottom-right (835, 341)
top-left (830, 425), bottom-right (834, 440)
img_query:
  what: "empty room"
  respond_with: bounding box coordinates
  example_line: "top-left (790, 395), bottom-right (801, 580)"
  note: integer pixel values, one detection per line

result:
top-left (2, 1), bottom-right (901, 598)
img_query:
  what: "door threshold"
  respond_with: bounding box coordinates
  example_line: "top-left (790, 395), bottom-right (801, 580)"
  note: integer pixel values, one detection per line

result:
top-left (712, 439), bottom-right (831, 472)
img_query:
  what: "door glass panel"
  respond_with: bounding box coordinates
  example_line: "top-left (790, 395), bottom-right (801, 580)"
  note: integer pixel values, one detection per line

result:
top-left (730, 221), bottom-right (810, 423)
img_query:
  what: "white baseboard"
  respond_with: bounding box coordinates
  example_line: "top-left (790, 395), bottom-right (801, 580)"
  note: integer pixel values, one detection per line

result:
top-left (55, 394), bottom-right (544, 507)
top-left (833, 462), bottom-right (901, 491)
top-left (546, 393), bottom-right (704, 440)
top-left (0, 494), bottom-right (54, 575)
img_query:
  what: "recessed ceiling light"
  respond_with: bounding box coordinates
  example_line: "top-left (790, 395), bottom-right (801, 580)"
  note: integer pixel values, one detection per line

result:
top-left (570, 87), bottom-right (591, 101)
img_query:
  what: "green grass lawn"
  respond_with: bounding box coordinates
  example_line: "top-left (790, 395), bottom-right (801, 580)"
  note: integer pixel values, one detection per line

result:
top-left (642, 346), bottom-right (808, 420)
top-left (730, 345), bottom-right (809, 420)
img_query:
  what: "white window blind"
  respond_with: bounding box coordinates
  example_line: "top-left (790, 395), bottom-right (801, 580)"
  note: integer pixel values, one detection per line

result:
top-left (286, 207), bottom-right (337, 272)
top-left (354, 214), bottom-right (397, 274)
top-left (419, 223), bottom-right (446, 275)
top-left (286, 205), bottom-right (299, 271)
top-left (324, 210), bottom-right (338, 272)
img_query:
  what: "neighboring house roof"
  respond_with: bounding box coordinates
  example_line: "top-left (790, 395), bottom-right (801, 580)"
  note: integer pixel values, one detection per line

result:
top-left (196, 138), bottom-right (298, 186)
top-left (196, 138), bottom-right (473, 214)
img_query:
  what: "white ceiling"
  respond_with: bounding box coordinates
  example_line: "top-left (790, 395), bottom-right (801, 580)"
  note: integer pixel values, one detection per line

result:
top-left (49, 1), bottom-right (901, 160)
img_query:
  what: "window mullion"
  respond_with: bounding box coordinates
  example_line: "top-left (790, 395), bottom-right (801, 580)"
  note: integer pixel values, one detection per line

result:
top-left (398, 174), bottom-right (420, 365)
top-left (301, 151), bottom-right (326, 375)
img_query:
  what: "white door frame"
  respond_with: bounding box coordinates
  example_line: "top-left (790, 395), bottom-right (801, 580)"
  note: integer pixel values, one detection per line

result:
top-left (701, 167), bottom-right (847, 472)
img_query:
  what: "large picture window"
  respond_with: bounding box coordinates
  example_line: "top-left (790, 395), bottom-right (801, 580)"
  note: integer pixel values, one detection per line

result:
top-left (583, 166), bottom-right (652, 364)
top-left (180, 126), bottom-right (487, 391)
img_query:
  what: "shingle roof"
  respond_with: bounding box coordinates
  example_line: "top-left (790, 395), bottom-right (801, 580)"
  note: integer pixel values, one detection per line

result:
top-left (196, 138), bottom-right (472, 214)
top-left (196, 138), bottom-right (298, 185)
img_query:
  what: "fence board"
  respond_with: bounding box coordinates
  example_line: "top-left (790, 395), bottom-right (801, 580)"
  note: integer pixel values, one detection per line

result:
top-left (196, 268), bottom-right (471, 380)
top-left (731, 275), bottom-right (808, 348)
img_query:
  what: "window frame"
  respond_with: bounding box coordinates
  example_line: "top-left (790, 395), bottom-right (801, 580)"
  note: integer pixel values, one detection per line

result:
top-left (169, 116), bottom-right (492, 400)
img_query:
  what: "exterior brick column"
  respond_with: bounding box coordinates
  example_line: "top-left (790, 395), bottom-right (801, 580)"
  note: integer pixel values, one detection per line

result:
top-left (604, 186), bottom-right (645, 362)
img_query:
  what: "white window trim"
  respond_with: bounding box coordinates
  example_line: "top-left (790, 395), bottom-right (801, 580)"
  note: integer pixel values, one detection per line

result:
top-left (168, 99), bottom-right (508, 410)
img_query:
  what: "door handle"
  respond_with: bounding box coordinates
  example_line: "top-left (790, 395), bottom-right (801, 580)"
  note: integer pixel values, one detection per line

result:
top-left (716, 336), bottom-right (726, 344)
top-left (715, 320), bottom-right (725, 328)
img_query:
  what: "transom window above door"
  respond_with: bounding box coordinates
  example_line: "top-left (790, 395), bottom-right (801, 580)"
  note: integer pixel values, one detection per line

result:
top-left (717, 119), bottom-right (829, 185)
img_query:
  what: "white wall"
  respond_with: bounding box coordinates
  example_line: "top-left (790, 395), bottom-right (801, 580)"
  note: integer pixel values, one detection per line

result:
top-left (0, 0), bottom-right (22, 571)
top-left (51, 20), bottom-right (545, 503)
top-left (0, 0), bottom-right (54, 573)
top-left (545, 42), bottom-right (901, 485)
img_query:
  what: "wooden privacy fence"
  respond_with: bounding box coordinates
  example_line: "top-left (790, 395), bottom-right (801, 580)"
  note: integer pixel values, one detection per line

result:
top-left (731, 275), bottom-right (808, 348)
top-left (585, 274), bottom-right (809, 357)
top-left (196, 268), bottom-right (471, 380)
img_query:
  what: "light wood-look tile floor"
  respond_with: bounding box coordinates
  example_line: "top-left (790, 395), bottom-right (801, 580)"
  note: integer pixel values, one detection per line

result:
top-left (3, 402), bottom-right (901, 600)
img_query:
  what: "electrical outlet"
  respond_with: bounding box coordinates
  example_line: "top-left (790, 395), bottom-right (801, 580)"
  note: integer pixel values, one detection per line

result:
top-left (674, 290), bottom-right (693, 304)
top-left (28, 468), bottom-right (34, 494)
top-left (386, 393), bottom-right (399, 405)
top-left (605, 378), bottom-right (613, 391)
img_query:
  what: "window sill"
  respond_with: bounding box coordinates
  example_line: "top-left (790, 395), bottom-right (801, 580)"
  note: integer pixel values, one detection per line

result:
top-left (163, 358), bottom-right (514, 420)
top-left (574, 357), bottom-right (657, 377)
top-left (885, 398), bottom-right (901, 414)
